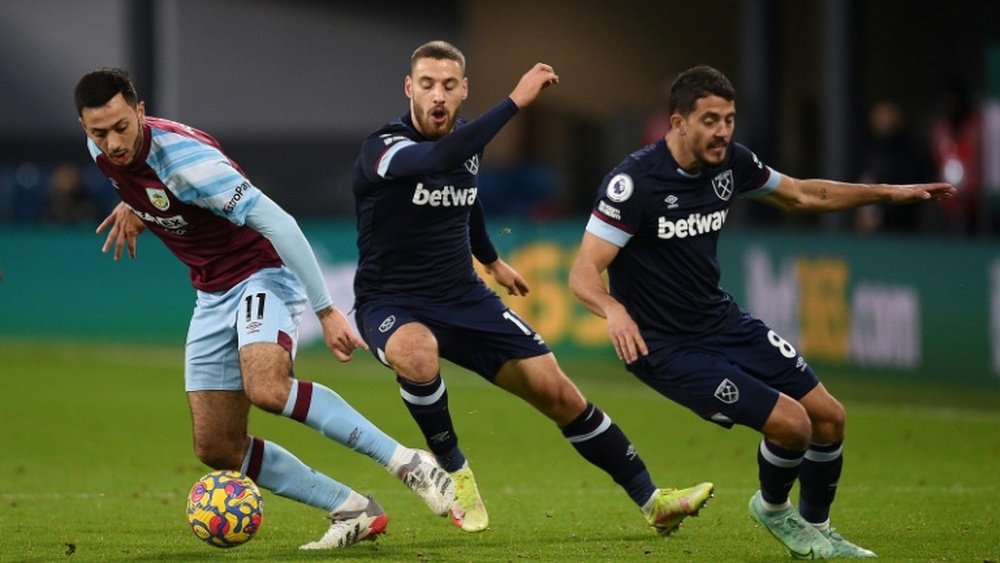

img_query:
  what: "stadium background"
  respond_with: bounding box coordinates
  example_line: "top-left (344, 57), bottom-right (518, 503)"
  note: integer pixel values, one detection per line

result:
top-left (2, 0), bottom-right (1000, 385)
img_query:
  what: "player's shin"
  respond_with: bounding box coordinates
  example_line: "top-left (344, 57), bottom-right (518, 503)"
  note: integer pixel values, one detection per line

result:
top-left (241, 436), bottom-right (352, 512)
top-left (282, 379), bottom-right (398, 465)
top-left (757, 439), bottom-right (805, 506)
top-left (397, 374), bottom-right (466, 472)
top-left (797, 441), bottom-right (844, 525)
top-left (560, 403), bottom-right (656, 506)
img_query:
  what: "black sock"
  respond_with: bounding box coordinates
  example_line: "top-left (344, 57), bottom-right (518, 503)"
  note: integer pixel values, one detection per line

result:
top-left (798, 441), bottom-right (843, 524)
top-left (758, 439), bottom-right (805, 505)
top-left (561, 403), bottom-right (656, 506)
top-left (397, 374), bottom-right (465, 472)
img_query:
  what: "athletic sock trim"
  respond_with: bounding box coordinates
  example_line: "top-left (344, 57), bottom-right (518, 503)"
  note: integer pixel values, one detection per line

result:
top-left (243, 436), bottom-right (265, 481)
top-left (289, 380), bottom-right (313, 423)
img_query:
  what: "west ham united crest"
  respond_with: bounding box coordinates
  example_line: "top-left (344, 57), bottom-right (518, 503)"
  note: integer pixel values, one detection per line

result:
top-left (464, 155), bottom-right (479, 175)
top-left (712, 170), bottom-right (734, 201)
top-left (714, 378), bottom-right (739, 404)
top-left (146, 188), bottom-right (170, 210)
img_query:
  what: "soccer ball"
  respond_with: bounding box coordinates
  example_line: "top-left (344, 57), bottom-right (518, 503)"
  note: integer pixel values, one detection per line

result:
top-left (186, 470), bottom-right (263, 548)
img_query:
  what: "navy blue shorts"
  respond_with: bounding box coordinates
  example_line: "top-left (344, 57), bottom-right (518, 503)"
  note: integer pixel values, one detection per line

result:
top-left (627, 313), bottom-right (819, 431)
top-left (356, 283), bottom-right (550, 381)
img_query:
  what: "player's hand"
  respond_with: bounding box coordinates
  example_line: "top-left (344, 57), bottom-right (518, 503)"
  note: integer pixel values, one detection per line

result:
top-left (888, 182), bottom-right (956, 203)
top-left (508, 63), bottom-right (559, 109)
top-left (483, 258), bottom-right (530, 296)
top-left (96, 202), bottom-right (145, 260)
top-left (605, 302), bottom-right (648, 364)
top-left (318, 306), bottom-right (369, 362)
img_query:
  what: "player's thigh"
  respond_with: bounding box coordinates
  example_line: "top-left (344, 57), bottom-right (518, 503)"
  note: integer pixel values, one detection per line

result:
top-left (357, 302), bottom-right (440, 379)
top-left (630, 347), bottom-right (779, 431)
top-left (728, 315), bottom-right (819, 401)
top-left (188, 390), bottom-right (251, 465)
top-left (185, 267), bottom-right (305, 393)
top-left (495, 353), bottom-right (587, 425)
top-left (239, 342), bottom-right (293, 412)
top-left (238, 267), bottom-right (306, 359)
top-left (237, 269), bottom-right (305, 404)
top-left (186, 290), bottom-right (242, 392)
top-left (436, 300), bottom-right (550, 382)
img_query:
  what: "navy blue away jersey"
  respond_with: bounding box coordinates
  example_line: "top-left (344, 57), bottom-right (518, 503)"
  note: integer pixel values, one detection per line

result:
top-left (352, 113), bottom-right (485, 303)
top-left (585, 140), bottom-right (781, 339)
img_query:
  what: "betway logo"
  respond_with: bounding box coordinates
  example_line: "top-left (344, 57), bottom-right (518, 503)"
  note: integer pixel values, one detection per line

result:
top-left (412, 183), bottom-right (478, 207)
top-left (658, 209), bottom-right (728, 239)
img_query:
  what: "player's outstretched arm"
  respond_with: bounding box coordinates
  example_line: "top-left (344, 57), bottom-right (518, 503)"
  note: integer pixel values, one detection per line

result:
top-left (244, 194), bottom-right (368, 361)
top-left (570, 233), bottom-right (648, 364)
top-left (96, 201), bottom-right (145, 260)
top-left (508, 63), bottom-right (559, 109)
top-left (759, 175), bottom-right (956, 214)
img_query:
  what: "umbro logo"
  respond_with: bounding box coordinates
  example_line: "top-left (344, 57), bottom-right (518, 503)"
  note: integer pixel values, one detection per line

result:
top-left (664, 194), bottom-right (679, 209)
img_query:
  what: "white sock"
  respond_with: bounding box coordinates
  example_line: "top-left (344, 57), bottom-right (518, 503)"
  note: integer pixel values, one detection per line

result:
top-left (330, 490), bottom-right (370, 514)
top-left (640, 492), bottom-right (658, 515)
top-left (811, 518), bottom-right (831, 531)
top-left (760, 497), bottom-right (792, 512)
top-left (385, 444), bottom-right (415, 475)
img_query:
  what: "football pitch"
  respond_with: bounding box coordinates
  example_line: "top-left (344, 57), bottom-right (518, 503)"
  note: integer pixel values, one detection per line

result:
top-left (2, 340), bottom-right (998, 562)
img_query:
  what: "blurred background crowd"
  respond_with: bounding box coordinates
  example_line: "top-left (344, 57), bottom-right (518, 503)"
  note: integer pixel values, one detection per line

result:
top-left (2, 0), bottom-right (999, 237)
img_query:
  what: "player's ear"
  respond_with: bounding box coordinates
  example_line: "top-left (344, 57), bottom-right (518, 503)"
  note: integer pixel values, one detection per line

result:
top-left (670, 113), bottom-right (686, 134)
top-left (404, 75), bottom-right (413, 99)
top-left (461, 77), bottom-right (468, 100)
top-left (136, 101), bottom-right (146, 123)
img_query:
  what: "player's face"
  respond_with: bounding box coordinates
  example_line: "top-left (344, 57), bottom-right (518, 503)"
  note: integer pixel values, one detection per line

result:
top-left (79, 93), bottom-right (146, 167)
top-left (677, 95), bottom-right (735, 168)
top-left (406, 57), bottom-right (468, 140)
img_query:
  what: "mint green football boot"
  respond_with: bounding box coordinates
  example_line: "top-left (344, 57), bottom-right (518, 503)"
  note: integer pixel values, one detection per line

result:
top-left (821, 527), bottom-right (877, 558)
top-left (749, 491), bottom-right (835, 559)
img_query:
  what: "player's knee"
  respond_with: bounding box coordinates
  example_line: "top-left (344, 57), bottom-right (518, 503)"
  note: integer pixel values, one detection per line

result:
top-left (811, 399), bottom-right (846, 443)
top-left (242, 372), bottom-right (291, 413)
top-left (538, 377), bottom-right (587, 423)
top-left (193, 440), bottom-right (244, 470)
top-left (386, 330), bottom-right (440, 381)
top-left (245, 387), bottom-right (285, 413)
top-left (389, 348), bottom-right (439, 381)
top-left (763, 399), bottom-right (812, 451)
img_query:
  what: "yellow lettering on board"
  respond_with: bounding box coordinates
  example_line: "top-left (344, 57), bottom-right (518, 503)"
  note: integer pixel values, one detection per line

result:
top-left (796, 257), bottom-right (850, 362)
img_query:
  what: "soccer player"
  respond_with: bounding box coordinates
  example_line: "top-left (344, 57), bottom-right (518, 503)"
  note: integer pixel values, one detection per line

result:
top-left (569, 65), bottom-right (956, 559)
top-left (351, 40), bottom-right (713, 536)
top-left (74, 68), bottom-right (456, 550)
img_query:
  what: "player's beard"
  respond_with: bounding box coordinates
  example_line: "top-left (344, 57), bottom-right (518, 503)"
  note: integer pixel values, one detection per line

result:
top-left (698, 139), bottom-right (729, 167)
top-left (415, 106), bottom-right (456, 140)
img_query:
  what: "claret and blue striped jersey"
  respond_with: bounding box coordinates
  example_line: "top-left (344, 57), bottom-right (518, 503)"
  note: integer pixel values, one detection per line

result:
top-left (586, 140), bottom-right (781, 338)
top-left (88, 117), bottom-right (281, 292)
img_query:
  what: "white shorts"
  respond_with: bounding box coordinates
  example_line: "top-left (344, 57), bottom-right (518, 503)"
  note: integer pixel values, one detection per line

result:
top-left (184, 267), bottom-right (307, 392)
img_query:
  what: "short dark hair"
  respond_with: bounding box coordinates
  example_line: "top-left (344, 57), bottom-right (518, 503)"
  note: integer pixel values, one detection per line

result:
top-left (74, 68), bottom-right (138, 116)
top-left (669, 65), bottom-right (736, 116)
top-left (410, 40), bottom-right (466, 74)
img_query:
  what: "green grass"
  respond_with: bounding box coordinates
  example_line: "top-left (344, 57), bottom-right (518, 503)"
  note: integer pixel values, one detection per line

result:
top-left (2, 339), bottom-right (998, 562)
